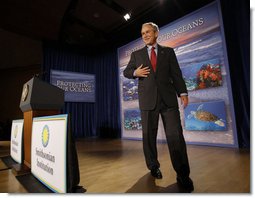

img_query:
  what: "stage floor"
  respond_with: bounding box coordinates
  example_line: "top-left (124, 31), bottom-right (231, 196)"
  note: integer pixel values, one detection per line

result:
top-left (0, 138), bottom-right (250, 193)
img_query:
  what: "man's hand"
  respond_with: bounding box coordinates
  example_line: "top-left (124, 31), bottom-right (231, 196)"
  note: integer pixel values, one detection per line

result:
top-left (180, 95), bottom-right (189, 108)
top-left (135, 64), bottom-right (150, 77)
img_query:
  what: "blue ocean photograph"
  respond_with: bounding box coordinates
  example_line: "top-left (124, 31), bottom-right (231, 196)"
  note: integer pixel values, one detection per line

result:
top-left (120, 66), bottom-right (139, 101)
top-left (181, 58), bottom-right (223, 91)
top-left (184, 100), bottom-right (227, 131)
top-left (122, 78), bottom-right (138, 101)
top-left (124, 109), bottom-right (142, 130)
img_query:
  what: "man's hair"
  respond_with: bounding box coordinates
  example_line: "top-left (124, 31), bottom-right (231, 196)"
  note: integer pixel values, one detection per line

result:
top-left (142, 22), bottom-right (159, 32)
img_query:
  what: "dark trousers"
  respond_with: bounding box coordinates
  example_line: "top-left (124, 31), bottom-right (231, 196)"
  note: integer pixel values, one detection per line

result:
top-left (141, 94), bottom-right (190, 177)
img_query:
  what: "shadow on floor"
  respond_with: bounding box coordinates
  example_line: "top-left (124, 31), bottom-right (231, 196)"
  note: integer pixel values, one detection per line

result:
top-left (0, 155), bottom-right (17, 170)
top-left (16, 173), bottom-right (86, 193)
top-left (126, 173), bottom-right (191, 193)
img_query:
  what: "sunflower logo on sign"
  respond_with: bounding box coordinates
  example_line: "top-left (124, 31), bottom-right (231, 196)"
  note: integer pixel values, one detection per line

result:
top-left (42, 125), bottom-right (50, 147)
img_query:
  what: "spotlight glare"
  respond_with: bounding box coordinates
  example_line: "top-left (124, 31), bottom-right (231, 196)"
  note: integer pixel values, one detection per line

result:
top-left (124, 13), bottom-right (131, 21)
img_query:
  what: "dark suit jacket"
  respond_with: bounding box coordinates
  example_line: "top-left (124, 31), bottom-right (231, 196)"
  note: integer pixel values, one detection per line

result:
top-left (123, 44), bottom-right (187, 110)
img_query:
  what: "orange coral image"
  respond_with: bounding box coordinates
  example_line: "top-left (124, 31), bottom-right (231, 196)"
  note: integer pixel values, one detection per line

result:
top-left (196, 63), bottom-right (222, 90)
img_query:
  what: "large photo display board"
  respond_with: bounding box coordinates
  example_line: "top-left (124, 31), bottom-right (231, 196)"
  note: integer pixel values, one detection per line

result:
top-left (118, 1), bottom-right (238, 147)
top-left (31, 114), bottom-right (68, 193)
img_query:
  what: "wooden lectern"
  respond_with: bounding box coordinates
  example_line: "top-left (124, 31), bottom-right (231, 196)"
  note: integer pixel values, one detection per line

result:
top-left (19, 77), bottom-right (64, 169)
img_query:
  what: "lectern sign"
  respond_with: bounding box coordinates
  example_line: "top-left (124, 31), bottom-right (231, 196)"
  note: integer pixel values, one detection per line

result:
top-left (10, 119), bottom-right (24, 164)
top-left (31, 114), bottom-right (68, 193)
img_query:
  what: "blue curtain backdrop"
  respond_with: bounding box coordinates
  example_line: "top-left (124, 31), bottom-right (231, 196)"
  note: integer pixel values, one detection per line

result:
top-left (42, 45), bottom-right (121, 138)
top-left (220, 0), bottom-right (250, 148)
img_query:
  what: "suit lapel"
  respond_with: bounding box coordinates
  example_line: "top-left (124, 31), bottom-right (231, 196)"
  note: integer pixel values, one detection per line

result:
top-left (140, 46), bottom-right (151, 67)
top-left (140, 47), bottom-right (156, 76)
top-left (140, 46), bottom-right (164, 77)
top-left (155, 45), bottom-right (164, 74)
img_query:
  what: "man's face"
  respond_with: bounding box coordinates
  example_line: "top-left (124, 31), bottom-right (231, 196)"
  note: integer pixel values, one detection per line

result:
top-left (141, 24), bottom-right (158, 45)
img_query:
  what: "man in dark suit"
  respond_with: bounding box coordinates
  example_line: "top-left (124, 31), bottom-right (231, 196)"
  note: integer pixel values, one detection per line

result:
top-left (123, 22), bottom-right (194, 192)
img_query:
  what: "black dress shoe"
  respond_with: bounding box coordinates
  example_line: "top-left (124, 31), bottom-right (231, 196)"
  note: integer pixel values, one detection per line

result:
top-left (150, 168), bottom-right (163, 179)
top-left (177, 176), bottom-right (194, 192)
